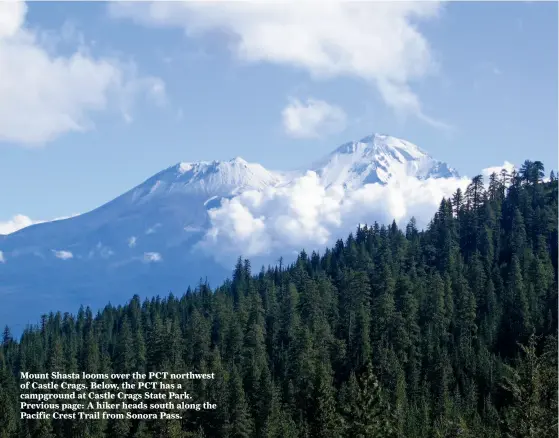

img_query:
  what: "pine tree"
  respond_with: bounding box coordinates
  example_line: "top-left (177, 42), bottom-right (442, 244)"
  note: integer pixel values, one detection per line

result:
top-left (501, 334), bottom-right (558, 438)
top-left (0, 351), bottom-right (17, 438)
top-left (311, 363), bottom-right (343, 438)
top-left (342, 365), bottom-right (397, 438)
top-left (264, 386), bottom-right (298, 438)
top-left (227, 366), bottom-right (254, 438)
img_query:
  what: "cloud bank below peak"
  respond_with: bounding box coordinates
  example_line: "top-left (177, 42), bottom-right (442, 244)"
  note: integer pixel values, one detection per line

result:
top-left (109, 1), bottom-right (446, 126)
top-left (196, 154), bottom-right (519, 268)
top-left (196, 169), bottom-right (471, 267)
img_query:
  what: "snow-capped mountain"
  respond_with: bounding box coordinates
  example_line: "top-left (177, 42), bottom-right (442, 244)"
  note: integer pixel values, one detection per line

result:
top-left (312, 134), bottom-right (458, 189)
top-left (0, 133), bottom-right (460, 333)
top-left (133, 157), bottom-right (285, 200)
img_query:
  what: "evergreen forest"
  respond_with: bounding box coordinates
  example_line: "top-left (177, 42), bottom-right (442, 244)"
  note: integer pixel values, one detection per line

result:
top-left (0, 161), bottom-right (557, 438)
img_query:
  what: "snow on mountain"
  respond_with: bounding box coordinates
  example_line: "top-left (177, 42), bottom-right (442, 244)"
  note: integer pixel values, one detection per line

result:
top-left (130, 157), bottom-right (284, 203)
top-left (312, 133), bottom-right (459, 189)
top-left (0, 133), bottom-right (464, 333)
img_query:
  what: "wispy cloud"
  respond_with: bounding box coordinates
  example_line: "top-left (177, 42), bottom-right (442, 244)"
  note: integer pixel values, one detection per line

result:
top-left (52, 250), bottom-right (73, 260)
top-left (143, 252), bottom-right (162, 263)
top-left (109, 2), bottom-right (447, 128)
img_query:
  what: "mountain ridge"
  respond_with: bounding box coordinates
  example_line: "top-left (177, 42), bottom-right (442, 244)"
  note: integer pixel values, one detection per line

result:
top-left (131, 133), bottom-right (458, 203)
top-left (0, 132), bottom-right (462, 332)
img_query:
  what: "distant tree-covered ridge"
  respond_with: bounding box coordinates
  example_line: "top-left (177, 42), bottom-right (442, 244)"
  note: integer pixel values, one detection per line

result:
top-left (1, 160), bottom-right (557, 437)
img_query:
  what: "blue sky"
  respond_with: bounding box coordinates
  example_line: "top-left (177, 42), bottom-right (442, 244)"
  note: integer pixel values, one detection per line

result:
top-left (0, 1), bottom-right (557, 232)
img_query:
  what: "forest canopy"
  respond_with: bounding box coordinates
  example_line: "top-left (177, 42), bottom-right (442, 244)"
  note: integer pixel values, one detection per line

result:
top-left (1, 161), bottom-right (557, 438)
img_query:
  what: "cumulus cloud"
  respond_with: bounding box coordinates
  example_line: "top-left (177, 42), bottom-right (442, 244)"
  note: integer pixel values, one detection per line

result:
top-left (52, 250), bottom-right (73, 260)
top-left (0, 1), bottom-right (166, 145)
top-left (481, 161), bottom-right (516, 179)
top-left (0, 213), bottom-right (79, 235)
top-left (282, 98), bottom-right (347, 138)
top-left (0, 214), bottom-right (41, 235)
top-left (197, 171), bottom-right (470, 267)
top-left (144, 252), bottom-right (162, 262)
top-left (109, 1), bottom-right (445, 125)
top-left (128, 236), bottom-right (137, 248)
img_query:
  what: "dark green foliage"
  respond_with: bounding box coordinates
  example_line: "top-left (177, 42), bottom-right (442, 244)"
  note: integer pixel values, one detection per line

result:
top-left (0, 170), bottom-right (557, 438)
top-left (341, 365), bottom-right (397, 438)
top-left (501, 334), bottom-right (558, 438)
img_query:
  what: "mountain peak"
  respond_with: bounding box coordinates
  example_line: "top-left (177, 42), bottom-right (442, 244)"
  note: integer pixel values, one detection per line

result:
top-left (313, 133), bottom-right (458, 188)
top-left (177, 156), bottom-right (248, 174)
top-left (131, 156), bottom-right (282, 202)
top-left (333, 133), bottom-right (429, 160)
top-left (229, 156), bottom-right (248, 164)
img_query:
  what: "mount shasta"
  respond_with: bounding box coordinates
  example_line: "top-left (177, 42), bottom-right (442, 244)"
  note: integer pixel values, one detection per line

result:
top-left (1, 134), bottom-right (467, 332)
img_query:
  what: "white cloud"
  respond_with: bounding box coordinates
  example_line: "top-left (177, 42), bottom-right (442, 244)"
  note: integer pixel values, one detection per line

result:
top-left (143, 252), bottom-right (162, 262)
top-left (0, 213), bottom-right (79, 235)
top-left (376, 80), bottom-right (451, 130)
top-left (0, 251), bottom-right (5, 263)
top-left (0, 2), bottom-right (24, 39)
top-left (0, 1), bottom-right (166, 145)
top-left (197, 171), bottom-right (470, 267)
top-left (52, 250), bottom-right (73, 260)
top-left (109, 2), bottom-right (445, 125)
top-left (282, 98), bottom-right (346, 138)
top-left (481, 161), bottom-right (515, 180)
top-left (128, 236), bottom-right (137, 248)
top-left (0, 214), bottom-right (41, 235)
